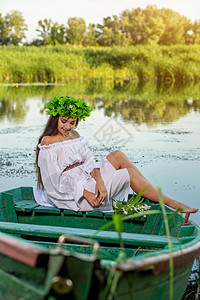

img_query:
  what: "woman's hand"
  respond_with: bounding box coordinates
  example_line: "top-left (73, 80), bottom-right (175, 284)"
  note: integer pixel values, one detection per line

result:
top-left (95, 179), bottom-right (107, 203)
top-left (83, 189), bottom-right (101, 208)
top-left (90, 168), bottom-right (107, 204)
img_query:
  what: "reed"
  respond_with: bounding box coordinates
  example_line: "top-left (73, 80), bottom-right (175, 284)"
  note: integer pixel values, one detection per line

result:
top-left (0, 45), bottom-right (200, 82)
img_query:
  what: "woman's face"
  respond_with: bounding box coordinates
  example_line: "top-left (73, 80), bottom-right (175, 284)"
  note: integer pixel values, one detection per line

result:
top-left (57, 116), bottom-right (77, 136)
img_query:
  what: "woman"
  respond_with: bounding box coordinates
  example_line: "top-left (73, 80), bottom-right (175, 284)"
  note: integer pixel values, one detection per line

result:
top-left (34, 95), bottom-right (198, 213)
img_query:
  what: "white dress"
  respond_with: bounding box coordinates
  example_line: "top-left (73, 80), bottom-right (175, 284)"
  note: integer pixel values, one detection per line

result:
top-left (33, 136), bottom-right (130, 212)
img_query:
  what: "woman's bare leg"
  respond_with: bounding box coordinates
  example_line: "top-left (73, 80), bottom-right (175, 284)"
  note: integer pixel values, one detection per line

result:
top-left (106, 151), bottom-right (198, 213)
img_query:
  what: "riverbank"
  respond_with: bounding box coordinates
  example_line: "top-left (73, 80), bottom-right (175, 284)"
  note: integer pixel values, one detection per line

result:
top-left (1, 45), bottom-right (200, 83)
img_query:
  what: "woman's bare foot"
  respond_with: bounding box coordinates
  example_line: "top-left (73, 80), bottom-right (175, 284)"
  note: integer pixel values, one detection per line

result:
top-left (171, 201), bottom-right (198, 213)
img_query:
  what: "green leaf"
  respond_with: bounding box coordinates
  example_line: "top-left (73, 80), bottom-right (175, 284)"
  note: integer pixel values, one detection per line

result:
top-left (129, 187), bottom-right (149, 206)
top-left (44, 95), bottom-right (93, 120)
top-left (112, 214), bottom-right (123, 236)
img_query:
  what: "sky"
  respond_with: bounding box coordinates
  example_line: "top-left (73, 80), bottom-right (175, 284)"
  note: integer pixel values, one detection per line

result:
top-left (1, 0), bottom-right (200, 42)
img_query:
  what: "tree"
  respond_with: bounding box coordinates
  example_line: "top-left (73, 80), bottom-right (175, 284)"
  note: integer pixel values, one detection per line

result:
top-left (66, 17), bottom-right (86, 45)
top-left (121, 8), bottom-right (144, 45)
top-left (100, 26), bottom-right (114, 46)
top-left (83, 24), bottom-right (97, 46)
top-left (158, 8), bottom-right (188, 45)
top-left (5, 10), bottom-right (27, 45)
top-left (0, 13), bottom-right (10, 45)
top-left (143, 6), bottom-right (165, 44)
top-left (96, 15), bottom-right (131, 46)
top-left (36, 19), bottom-right (53, 45)
top-left (0, 11), bottom-right (27, 45)
top-left (36, 19), bottom-right (66, 45)
top-left (52, 23), bottom-right (66, 44)
top-left (121, 6), bottom-right (164, 45)
top-left (188, 20), bottom-right (200, 44)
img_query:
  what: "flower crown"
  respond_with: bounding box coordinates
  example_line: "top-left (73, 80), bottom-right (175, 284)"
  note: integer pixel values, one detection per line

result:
top-left (44, 95), bottom-right (93, 121)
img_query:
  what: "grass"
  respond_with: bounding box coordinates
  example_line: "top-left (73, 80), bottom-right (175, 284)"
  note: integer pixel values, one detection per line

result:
top-left (0, 45), bottom-right (200, 83)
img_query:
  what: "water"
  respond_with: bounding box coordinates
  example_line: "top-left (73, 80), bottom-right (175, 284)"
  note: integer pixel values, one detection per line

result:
top-left (0, 81), bottom-right (200, 223)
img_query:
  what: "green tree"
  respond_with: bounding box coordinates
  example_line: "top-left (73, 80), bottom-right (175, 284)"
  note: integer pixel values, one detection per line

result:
top-left (96, 5), bottom-right (197, 46)
top-left (50, 22), bottom-right (66, 45)
top-left (0, 11), bottom-right (27, 45)
top-left (0, 13), bottom-right (10, 45)
top-left (183, 21), bottom-right (194, 44)
top-left (121, 8), bottom-right (143, 45)
top-left (143, 6), bottom-right (165, 44)
top-left (158, 8), bottom-right (188, 45)
top-left (121, 6), bottom-right (164, 45)
top-left (100, 25), bottom-right (114, 46)
top-left (36, 18), bottom-right (53, 45)
top-left (36, 19), bottom-right (66, 45)
top-left (66, 17), bottom-right (86, 45)
top-left (113, 29), bottom-right (131, 46)
top-left (96, 15), bottom-right (131, 46)
top-left (190, 21), bottom-right (200, 44)
top-left (83, 24), bottom-right (97, 46)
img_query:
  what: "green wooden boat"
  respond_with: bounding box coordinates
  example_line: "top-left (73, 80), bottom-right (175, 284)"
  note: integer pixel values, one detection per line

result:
top-left (0, 186), bottom-right (200, 300)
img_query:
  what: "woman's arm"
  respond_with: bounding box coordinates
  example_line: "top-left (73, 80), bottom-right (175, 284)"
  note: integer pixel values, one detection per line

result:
top-left (90, 168), bottom-right (107, 202)
top-left (80, 138), bottom-right (107, 204)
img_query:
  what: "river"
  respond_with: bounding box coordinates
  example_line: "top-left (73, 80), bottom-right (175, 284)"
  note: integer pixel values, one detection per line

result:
top-left (0, 80), bottom-right (200, 223)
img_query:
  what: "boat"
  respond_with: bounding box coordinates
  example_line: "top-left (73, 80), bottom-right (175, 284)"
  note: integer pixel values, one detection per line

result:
top-left (0, 186), bottom-right (199, 299)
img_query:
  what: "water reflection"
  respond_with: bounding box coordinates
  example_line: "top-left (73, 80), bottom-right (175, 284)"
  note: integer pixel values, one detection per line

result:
top-left (0, 81), bottom-right (200, 126)
top-left (0, 98), bottom-right (28, 124)
top-left (100, 98), bottom-right (200, 126)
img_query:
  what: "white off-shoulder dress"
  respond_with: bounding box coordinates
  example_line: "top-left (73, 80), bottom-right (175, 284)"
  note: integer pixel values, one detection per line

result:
top-left (33, 136), bottom-right (130, 212)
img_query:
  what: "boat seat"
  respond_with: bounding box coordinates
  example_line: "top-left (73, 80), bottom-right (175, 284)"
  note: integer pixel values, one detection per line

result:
top-left (0, 222), bottom-right (181, 249)
top-left (15, 201), bottom-right (107, 218)
top-left (14, 200), bottom-right (40, 212)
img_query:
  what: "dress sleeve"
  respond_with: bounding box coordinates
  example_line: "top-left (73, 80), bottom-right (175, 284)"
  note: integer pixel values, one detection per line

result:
top-left (80, 138), bottom-right (99, 175)
top-left (38, 148), bottom-right (75, 200)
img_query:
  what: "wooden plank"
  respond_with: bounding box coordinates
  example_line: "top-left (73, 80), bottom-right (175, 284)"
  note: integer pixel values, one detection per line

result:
top-left (30, 241), bottom-right (153, 260)
top-left (5, 188), bottom-right (23, 203)
top-left (180, 225), bottom-right (195, 237)
top-left (63, 210), bottom-right (83, 216)
top-left (0, 232), bottom-right (48, 267)
top-left (16, 211), bottom-right (144, 233)
top-left (15, 200), bottom-right (40, 212)
top-left (141, 204), bottom-right (163, 235)
top-left (33, 206), bottom-right (61, 214)
top-left (86, 212), bottom-right (104, 219)
top-left (0, 192), bottom-right (5, 209)
top-left (2, 193), bottom-right (18, 222)
top-left (159, 212), bottom-right (183, 236)
top-left (0, 193), bottom-right (6, 222)
top-left (181, 237), bottom-right (195, 244)
top-left (21, 187), bottom-right (34, 200)
top-left (0, 209), bottom-right (7, 222)
top-left (0, 222), bottom-right (180, 248)
top-left (105, 213), bottom-right (113, 220)
top-left (118, 240), bottom-right (200, 274)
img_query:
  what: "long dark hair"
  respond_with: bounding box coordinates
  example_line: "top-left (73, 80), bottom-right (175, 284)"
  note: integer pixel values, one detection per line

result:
top-left (35, 114), bottom-right (79, 189)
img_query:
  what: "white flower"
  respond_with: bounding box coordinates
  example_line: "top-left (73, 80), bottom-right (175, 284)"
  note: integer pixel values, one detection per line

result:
top-left (69, 105), bottom-right (73, 109)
